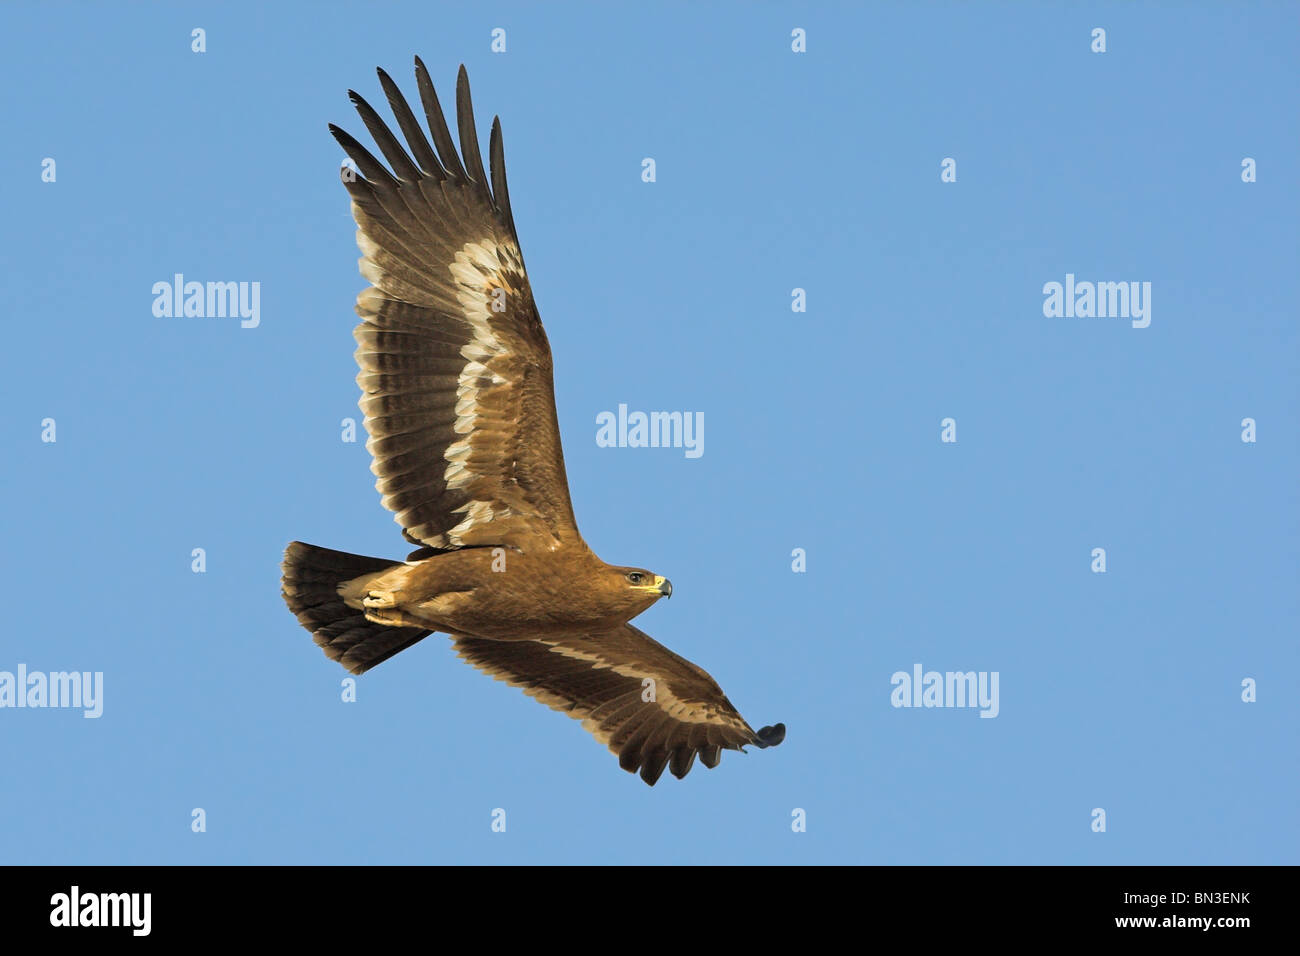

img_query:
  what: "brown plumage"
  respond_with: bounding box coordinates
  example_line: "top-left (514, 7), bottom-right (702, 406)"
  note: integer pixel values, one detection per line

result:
top-left (280, 59), bottom-right (784, 786)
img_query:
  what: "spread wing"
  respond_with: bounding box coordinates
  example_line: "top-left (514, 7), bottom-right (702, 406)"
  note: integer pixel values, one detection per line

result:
top-left (330, 59), bottom-right (578, 552)
top-left (451, 624), bottom-right (786, 785)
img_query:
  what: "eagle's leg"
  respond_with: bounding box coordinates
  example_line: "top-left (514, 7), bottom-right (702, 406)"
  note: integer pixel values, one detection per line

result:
top-left (338, 558), bottom-right (477, 629)
top-left (363, 589), bottom-right (476, 630)
top-left (362, 590), bottom-right (399, 608)
top-left (339, 564), bottom-right (414, 610)
top-left (362, 606), bottom-right (426, 628)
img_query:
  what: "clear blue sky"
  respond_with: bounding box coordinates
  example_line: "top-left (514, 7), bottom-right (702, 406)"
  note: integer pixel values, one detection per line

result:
top-left (1, 2), bottom-right (1295, 864)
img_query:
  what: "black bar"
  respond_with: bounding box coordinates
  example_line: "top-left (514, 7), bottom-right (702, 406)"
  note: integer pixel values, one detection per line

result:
top-left (2, 865), bottom-right (1277, 940)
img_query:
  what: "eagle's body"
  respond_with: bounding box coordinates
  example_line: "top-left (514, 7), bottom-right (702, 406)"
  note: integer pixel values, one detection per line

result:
top-left (281, 59), bottom-right (783, 785)
top-left (338, 542), bottom-right (662, 638)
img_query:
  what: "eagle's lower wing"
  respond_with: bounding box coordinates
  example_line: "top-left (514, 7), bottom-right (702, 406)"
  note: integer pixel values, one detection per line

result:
top-left (451, 623), bottom-right (785, 785)
top-left (331, 60), bottom-right (579, 552)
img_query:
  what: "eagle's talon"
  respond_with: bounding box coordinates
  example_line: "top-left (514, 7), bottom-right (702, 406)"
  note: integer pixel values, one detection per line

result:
top-left (362, 590), bottom-right (397, 608)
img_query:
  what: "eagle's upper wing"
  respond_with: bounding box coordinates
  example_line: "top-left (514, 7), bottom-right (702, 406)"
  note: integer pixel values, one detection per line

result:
top-left (451, 624), bottom-right (786, 785)
top-left (330, 60), bottom-right (578, 552)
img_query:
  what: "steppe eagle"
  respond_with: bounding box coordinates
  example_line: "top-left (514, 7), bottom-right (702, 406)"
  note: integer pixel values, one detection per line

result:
top-left (280, 59), bottom-right (784, 785)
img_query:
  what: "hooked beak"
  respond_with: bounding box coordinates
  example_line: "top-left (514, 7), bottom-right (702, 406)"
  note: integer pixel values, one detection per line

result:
top-left (631, 575), bottom-right (672, 599)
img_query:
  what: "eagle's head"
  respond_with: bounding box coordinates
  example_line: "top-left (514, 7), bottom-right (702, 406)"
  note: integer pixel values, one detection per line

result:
top-left (600, 565), bottom-right (672, 622)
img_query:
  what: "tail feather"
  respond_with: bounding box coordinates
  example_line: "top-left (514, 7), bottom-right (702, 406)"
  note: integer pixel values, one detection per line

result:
top-left (281, 541), bottom-right (432, 674)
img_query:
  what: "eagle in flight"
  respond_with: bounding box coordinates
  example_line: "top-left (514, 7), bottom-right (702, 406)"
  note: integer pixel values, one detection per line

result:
top-left (280, 59), bottom-right (785, 785)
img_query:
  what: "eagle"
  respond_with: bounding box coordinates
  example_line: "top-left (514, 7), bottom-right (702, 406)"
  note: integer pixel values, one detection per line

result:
top-left (280, 59), bottom-right (785, 786)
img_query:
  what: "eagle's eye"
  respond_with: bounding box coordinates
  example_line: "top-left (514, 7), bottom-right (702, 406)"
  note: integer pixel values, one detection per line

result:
top-left (626, 572), bottom-right (644, 585)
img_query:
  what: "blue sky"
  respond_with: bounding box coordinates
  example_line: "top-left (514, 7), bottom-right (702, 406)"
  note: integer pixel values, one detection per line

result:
top-left (1, 2), bottom-right (1296, 864)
